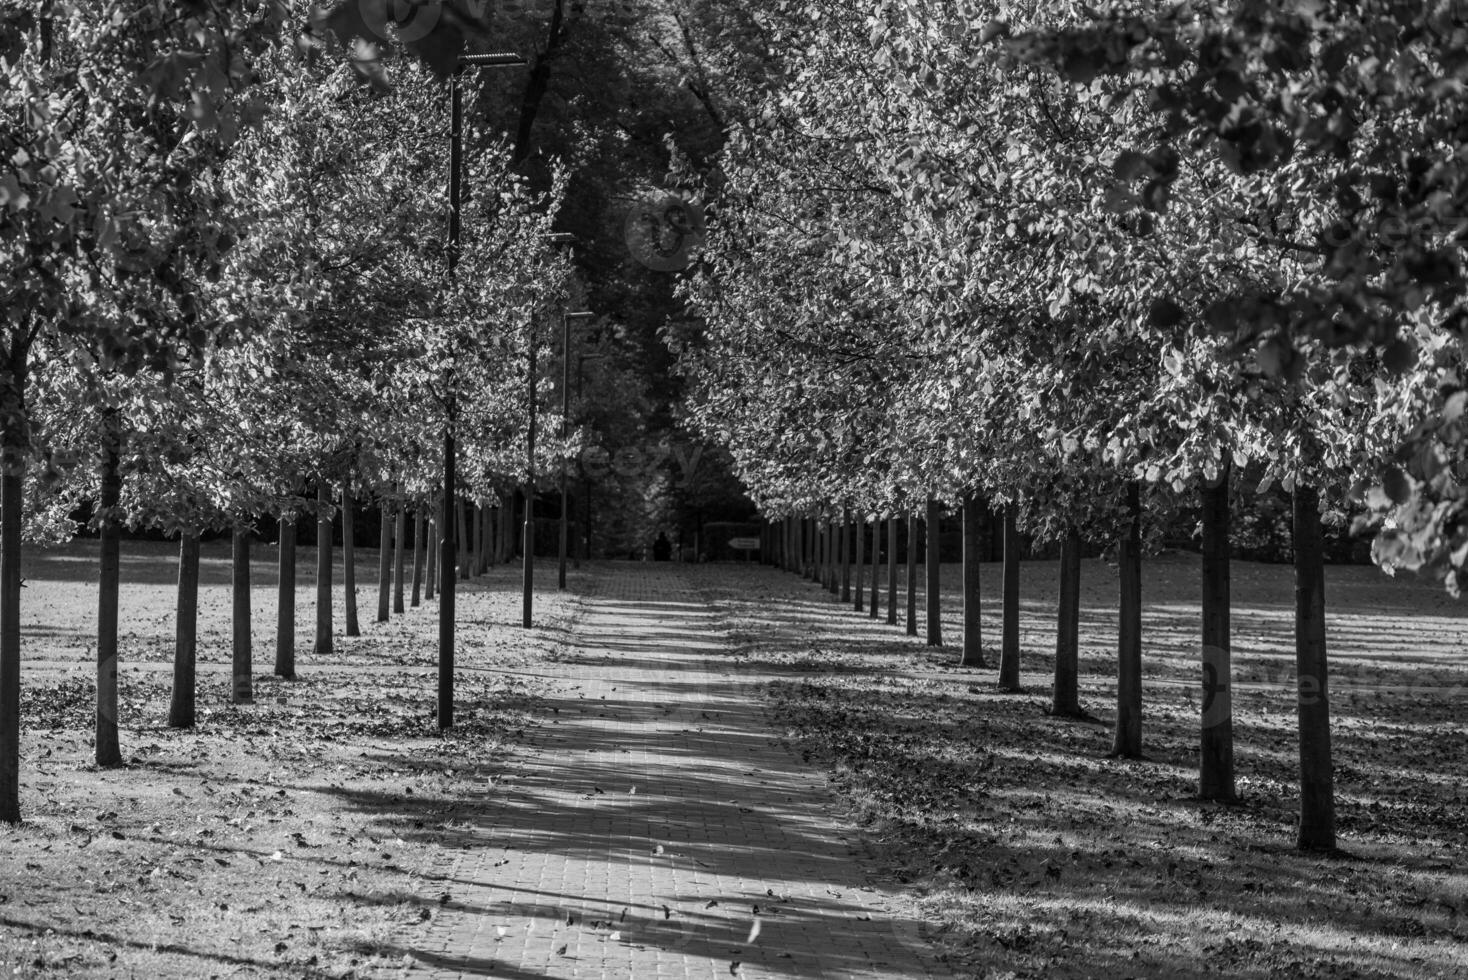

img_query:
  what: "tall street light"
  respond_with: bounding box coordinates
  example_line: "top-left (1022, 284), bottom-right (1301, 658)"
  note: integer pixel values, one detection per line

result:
top-left (559, 310), bottom-right (594, 589)
top-left (523, 232), bottom-right (575, 628)
top-left (440, 50), bottom-right (525, 731)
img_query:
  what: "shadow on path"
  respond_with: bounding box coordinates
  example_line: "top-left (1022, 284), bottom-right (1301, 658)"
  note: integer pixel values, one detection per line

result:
top-left (324, 563), bottom-right (942, 980)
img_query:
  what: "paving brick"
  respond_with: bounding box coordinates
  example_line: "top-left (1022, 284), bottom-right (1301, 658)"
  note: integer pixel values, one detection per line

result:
top-left (411, 564), bottom-right (944, 979)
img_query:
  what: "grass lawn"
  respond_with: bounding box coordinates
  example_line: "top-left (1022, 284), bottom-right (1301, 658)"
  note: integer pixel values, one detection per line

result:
top-left (706, 553), bottom-right (1468, 979)
top-left (1, 539), bottom-right (576, 979)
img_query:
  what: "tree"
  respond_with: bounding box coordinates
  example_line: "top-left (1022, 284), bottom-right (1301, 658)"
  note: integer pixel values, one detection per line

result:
top-left (0, 2), bottom-right (292, 791)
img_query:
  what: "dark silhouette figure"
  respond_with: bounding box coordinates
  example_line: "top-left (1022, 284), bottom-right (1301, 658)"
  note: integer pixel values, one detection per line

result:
top-left (652, 534), bottom-right (672, 562)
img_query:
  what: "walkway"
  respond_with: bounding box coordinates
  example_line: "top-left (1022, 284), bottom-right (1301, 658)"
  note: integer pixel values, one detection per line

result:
top-left (411, 564), bottom-right (941, 979)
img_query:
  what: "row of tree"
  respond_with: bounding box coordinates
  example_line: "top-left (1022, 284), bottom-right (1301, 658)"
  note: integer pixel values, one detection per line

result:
top-left (676, 0), bottom-right (1466, 852)
top-left (0, 3), bottom-right (580, 823)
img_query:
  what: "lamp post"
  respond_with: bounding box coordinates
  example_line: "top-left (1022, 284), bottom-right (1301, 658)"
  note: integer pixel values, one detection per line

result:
top-left (523, 232), bottom-right (576, 628)
top-left (440, 50), bottom-right (525, 730)
top-left (559, 310), bottom-right (594, 589)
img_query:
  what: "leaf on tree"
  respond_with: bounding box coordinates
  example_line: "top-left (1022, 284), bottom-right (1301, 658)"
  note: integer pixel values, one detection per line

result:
top-left (1382, 339), bottom-right (1416, 374)
top-left (1147, 297), bottom-right (1184, 329)
top-left (1382, 466), bottom-right (1412, 505)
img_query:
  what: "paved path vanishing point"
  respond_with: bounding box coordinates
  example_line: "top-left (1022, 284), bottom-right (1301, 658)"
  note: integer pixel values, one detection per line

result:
top-left (410, 564), bottom-right (943, 980)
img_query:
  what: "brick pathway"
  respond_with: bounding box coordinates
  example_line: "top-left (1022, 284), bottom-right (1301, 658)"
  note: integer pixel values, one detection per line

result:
top-left (410, 563), bottom-right (942, 979)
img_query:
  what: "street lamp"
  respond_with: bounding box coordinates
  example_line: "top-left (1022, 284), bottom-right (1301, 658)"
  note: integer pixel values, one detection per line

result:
top-left (439, 50), bottom-right (526, 731)
top-left (523, 232), bottom-right (576, 628)
top-left (559, 310), bottom-right (594, 589)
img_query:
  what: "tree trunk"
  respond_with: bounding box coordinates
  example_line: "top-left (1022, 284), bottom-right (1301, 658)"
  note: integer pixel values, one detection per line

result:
top-left (314, 483), bottom-right (333, 655)
top-left (376, 500), bottom-right (392, 623)
top-left (905, 513), bottom-right (918, 637)
top-left (826, 520), bottom-right (838, 594)
top-left (961, 495), bottom-right (983, 667)
top-left (792, 519), bottom-right (804, 580)
top-left (1111, 482), bottom-right (1143, 758)
top-left (810, 519), bottom-right (820, 580)
top-left (169, 531), bottom-right (200, 729)
top-left (394, 499), bottom-right (407, 614)
top-left (813, 520), bottom-right (822, 586)
top-left (853, 515), bottom-right (865, 612)
top-left (925, 496), bottom-right (942, 647)
top-left (491, 502), bottom-right (500, 569)
top-left (1200, 469), bottom-right (1235, 800)
top-left (411, 507), bottom-right (424, 607)
top-left (828, 520), bottom-right (837, 592)
top-left (95, 421), bottom-right (123, 767)
top-left (491, 498), bottom-right (501, 565)
top-left (522, 489), bottom-right (535, 628)
top-left (998, 506), bottom-right (1021, 691)
top-left (458, 498), bottom-right (471, 578)
top-left (471, 503), bottom-right (482, 577)
top-left (0, 311), bottom-right (29, 822)
top-left (439, 429), bottom-right (456, 731)
top-left (481, 501), bottom-right (492, 574)
top-left (828, 520), bottom-right (837, 589)
top-left (1293, 484), bottom-right (1336, 851)
top-left (275, 516), bottom-right (296, 680)
top-left (801, 518), bottom-right (811, 578)
top-left (792, 518), bottom-right (801, 576)
top-left (800, 517), bottom-right (811, 580)
top-left (869, 519), bottom-right (880, 618)
top-left (0, 392), bottom-right (19, 821)
top-left (232, 529), bottom-right (253, 704)
top-left (886, 516), bottom-right (898, 626)
top-left (1053, 528), bottom-right (1082, 717)
top-left (840, 514), bottom-right (851, 601)
top-left (816, 520), bottom-right (826, 588)
top-left (425, 511), bottom-right (437, 600)
top-left (343, 486), bottom-right (360, 637)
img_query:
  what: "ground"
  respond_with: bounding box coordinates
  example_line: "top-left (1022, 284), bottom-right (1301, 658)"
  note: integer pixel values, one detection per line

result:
top-left (719, 553), bottom-right (1467, 979)
top-left (2, 539), bottom-right (574, 979)
top-left (0, 543), bottom-right (1464, 978)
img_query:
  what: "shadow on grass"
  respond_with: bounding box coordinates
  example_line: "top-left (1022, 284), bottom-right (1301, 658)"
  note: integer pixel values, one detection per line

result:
top-left (698, 563), bottom-right (1468, 978)
top-left (0, 915), bottom-right (328, 977)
